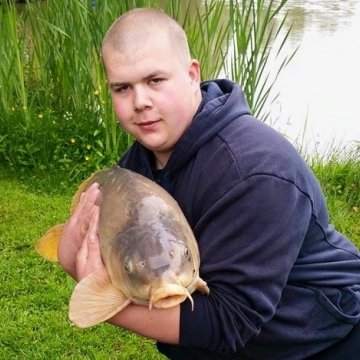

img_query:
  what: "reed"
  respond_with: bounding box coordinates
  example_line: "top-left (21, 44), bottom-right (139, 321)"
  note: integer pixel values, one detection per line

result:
top-left (0, 0), bottom-right (293, 179)
top-left (166, 0), bottom-right (231, 80)
top-left (0, 2), bottom-right (30, 133)
top-left (225, 0), bottom-right (297, 121)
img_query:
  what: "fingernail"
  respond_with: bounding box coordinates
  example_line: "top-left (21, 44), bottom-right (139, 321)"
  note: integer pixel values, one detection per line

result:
top-left (88, 234), bottom-right (97, 244)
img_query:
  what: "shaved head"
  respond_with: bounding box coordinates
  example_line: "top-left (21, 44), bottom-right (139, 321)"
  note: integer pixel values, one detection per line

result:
top-left (102, 8), bottom-right (191, 65)
top-left (100, 8), bottom-right (202, 166)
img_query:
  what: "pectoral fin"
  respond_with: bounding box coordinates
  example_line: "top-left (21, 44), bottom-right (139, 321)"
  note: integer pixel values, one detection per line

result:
top-left (35, 224), bottom-right (64, 262)
top-left (196, 277), bottom-right (210, 295)
top-left (69, 269), bottom-right (131, 328)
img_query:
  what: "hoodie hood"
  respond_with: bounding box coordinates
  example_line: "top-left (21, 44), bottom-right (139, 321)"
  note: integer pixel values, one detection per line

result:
top-left (119, 79), bottom-right (251, 191)
top-left (167, 80), bottom-right (251, 174)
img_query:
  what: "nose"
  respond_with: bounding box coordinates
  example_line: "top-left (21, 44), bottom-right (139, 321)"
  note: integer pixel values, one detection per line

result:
top-left (133, 86), bottom-right (152, 112)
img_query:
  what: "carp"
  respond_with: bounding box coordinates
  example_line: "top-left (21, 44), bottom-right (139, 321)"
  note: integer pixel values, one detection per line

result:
top-left (35, 165), bottom-right (209, 328)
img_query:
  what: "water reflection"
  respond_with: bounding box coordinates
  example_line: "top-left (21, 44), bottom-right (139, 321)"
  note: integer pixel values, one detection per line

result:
top-left (270, 0), bottom-right (360, 155)
top-left (285, 0), bottom-right (358, 40)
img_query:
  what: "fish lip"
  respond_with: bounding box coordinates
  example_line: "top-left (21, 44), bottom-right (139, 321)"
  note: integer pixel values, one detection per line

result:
top-left (152, 294), bottom-right (188, 309)
top-left (149, 284), bottom-right (194, 310)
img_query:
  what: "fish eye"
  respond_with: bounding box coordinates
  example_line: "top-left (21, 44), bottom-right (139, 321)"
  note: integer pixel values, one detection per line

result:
top-left (138, 261), bottom-right (145, 268)
top-left (184, 248), bottom-right (191, 261)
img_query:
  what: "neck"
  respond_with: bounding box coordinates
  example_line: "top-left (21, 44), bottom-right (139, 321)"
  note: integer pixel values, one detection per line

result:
top-left (155, 156), bottom-right (166, 170)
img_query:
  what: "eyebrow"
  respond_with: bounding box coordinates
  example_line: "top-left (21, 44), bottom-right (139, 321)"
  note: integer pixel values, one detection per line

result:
top-left (108, 70), bottom-right (166, 89)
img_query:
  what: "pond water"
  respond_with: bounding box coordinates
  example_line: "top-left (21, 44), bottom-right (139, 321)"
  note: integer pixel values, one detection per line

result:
top-left (269, 0), bottom-right (360, 156)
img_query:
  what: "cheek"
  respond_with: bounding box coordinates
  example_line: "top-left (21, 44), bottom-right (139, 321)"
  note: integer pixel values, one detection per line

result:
top-left (166, 91), bottom-right (194, 125)
top-left (160, 89), bottom-right (187, 117)
top-left (112, 97), bottom-right (132, 125)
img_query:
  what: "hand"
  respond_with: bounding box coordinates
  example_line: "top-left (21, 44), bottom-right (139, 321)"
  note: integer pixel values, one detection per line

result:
top-left (57, 183), bottom-right (101, 280)
top-left (76, 206), bottom-right (106, 281)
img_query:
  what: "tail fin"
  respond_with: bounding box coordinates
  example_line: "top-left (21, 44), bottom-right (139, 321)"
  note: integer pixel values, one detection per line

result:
top-left (35, 223), bottom-right (64, 262)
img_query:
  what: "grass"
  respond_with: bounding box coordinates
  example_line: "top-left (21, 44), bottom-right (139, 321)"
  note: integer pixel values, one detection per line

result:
top-left (307, 142), bottom-right (360, 247)
top-left (1, 142), bottom-right (360, 358)
top-left (0, 168), bottom-right (166, 359)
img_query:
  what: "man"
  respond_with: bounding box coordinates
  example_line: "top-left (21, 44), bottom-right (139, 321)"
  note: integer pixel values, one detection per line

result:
top-left (57, 8), bottom-right (360, 359)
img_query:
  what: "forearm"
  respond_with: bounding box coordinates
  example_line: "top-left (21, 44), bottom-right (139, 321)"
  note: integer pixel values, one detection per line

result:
top-left (107, 303), bottom-right (180, 344)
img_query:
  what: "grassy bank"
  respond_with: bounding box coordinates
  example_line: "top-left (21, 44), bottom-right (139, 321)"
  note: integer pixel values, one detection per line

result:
top-left (4, 144), bottom-right (359, 359)
top-left (1, 153), bottom-right (360, 357)
top-left (0, 167), bottom-right (166, 359)
top-left (308, 143), bottom-right (360, 247)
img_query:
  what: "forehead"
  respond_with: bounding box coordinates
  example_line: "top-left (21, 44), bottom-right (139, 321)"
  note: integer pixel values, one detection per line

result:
top-left (103, 37), bottom-right (184, 82)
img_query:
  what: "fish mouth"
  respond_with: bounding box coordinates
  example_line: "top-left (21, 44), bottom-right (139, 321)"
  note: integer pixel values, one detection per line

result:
top-left (149, 284), bottom-right (194, 311)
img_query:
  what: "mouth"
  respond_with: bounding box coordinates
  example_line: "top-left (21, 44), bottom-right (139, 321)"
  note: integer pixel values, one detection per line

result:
top-left (149, 284), bottom-right (194, 311)
top-left (137, 119), bottom-right (160, 130)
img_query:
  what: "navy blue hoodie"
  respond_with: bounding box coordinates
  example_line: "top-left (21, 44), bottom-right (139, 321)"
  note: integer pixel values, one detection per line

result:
top-left (119, 79), bottom-right (360, 359)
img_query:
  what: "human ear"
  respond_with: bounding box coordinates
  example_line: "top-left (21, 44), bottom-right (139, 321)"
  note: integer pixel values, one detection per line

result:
top-left (188, 59), bottom-right (201, 84)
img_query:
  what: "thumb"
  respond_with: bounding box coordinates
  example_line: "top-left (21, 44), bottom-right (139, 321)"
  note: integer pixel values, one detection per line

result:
top-left (76, 207), bottom-right (105, 281)
top-left (86, 206), bottom-right (102, 265)
top-left (76, 232), bottom-right (104, 281)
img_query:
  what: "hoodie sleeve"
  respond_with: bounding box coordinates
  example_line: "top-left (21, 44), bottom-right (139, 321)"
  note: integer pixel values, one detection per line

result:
top-left (178, 172), bottom-right (313, 353)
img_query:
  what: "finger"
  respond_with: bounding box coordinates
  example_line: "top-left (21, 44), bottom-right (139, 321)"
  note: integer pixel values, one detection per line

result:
top-left (87, 208), bottom-right (102, 260)
top-left (88, 205), bottom-right (100, 235)
top-left (70, 192), bottom-right (86, 217)
top-left (78, 186), bottom-right (101, 237)
top-left (72, 183), bottom-right (100, 218)
top-left (76, 208), bottom-right (103, 281)
top-left (77, 207), bottom-right (100, 267)
top-left (77, 205), bottom-right (99, 260)
top-left (83, 183), bottom-right (101, 210)
top-left (87, 233), bottom-right (103, 267)
top-left (76, 235), bottom-right (89, 270)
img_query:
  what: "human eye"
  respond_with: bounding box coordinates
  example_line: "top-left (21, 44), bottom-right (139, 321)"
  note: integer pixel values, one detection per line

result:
top-left (150, 77), bottom-right (164, 85)
top-left (111, 84), bottom-right (130, 93)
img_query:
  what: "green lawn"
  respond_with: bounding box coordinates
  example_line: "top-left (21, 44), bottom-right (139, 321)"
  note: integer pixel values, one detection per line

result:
top-left (0, 169), bottom-right (165, 359)
top-left (1, 159), bottom-right (359, 359)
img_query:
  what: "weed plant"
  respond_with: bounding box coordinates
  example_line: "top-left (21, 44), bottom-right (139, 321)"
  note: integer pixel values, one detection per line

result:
top-left (0, 0), bottom-right (293, 181)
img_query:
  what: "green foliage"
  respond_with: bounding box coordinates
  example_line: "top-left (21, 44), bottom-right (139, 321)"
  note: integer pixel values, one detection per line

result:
top-left (0, 0), bottom-right (293, 178)
top-left (0, 0), bottom-right (149, 180)
top-left (0, 168), bottom-right (166, 359)
top-left (0, 96), bottom-right (122, 181)
top-left (307, 143), bottom-right (360, 247)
